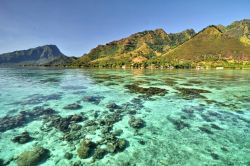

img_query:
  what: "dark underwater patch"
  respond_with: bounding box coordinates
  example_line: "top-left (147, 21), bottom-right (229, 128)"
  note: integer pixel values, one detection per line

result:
top-left (61, 85), bottom-right (87, 90)
top-left (175, 87), bottom-right (211, 100)
top-left (125, 84), bottom-right (167, 97)
top-left (83, 96), bottom-right (105, 105)
top-left (24, 93), bottom-right (62, 105)
top-left (163, 78), bottom-right (178, 86)
top-left (0, 107), bottom-right (56, 132)
top-left (39, 77), bottom-right (61, 83)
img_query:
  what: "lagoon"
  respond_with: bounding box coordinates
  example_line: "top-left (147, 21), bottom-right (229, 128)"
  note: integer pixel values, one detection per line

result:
top-left (0, 68), bottom-right (249, 165)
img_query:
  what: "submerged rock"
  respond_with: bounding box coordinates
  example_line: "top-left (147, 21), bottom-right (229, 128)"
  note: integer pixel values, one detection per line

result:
top-left (40, 77), bottom-right (61, 83)
top-left (221, 146), bottom-right (229, 152)
top-left (84, 120), bottom-right (98, 127)
top-left (174, 120), bottom-right (190, 130)
top-left (188, 80), bottom-right (203, 85)
top-left (129, 117), bottom-right (145, 129)
top-left (106, 103), bottom-right (121, 111)
top-left (0, 159), bottom-right (4, 166)
top-left (98, 111), bottom-right (123, 127)
top-left (63, 103), bottom-right (82, 110)
top-left (69, 115), bottom-right (85, 122)
top-left (106, 138), bottom-right (128, 153)
top-left (176, 87), bottom-right (211, 100)
top-left (199, 124), bottom-right (213, 134)
top-left (181, 108), bottom-right (194, 114)
top-left (210, 123), bottom-right (223, 130)
top-left (73, 161), bottom-right (82, 166)
top-left (21, 93), bottom-right (62, 105)
top-left (168, 117), bottom-right (190, 130)
top-left (70, 123), bottom-right (82, 131)
top-left (16, 147), bottom-right (50, 166)
top-left (83, 96), bottom-right (104, 105)
top-left (128, 110), bottom-right (137, 115)
top-left (164, 78), bottom-right (178, 86)
top-left (211, 152), bottom-right (219, 160)
top-left (138, 139), bottom-right (146, 145)
top-left (77, 139), bottom-right (96, 159)
top-left (48, 114), bottom-right (85, 132)
top-left (12, 131), bottom-right (33, 144)
top-left (31, 107), bottom-right (56, 117)
top-left (93, 147), bottom-right (107, 160)
top-left (49, 115), bottom-right (71, 132)
top-left (0, 114), bottom-right (26, 132)
top-left (63, 131), bottom-right (83, 142)
top-left (0, 107), bottom-right (56, 133)
top-left (101, 126), bottom-right (112, 135)
top-left (125, 84), bottom-right (168, 96)
top-left (64, 152), bottom-right (73, 160)
top-left (113, 129), bottom-right (123, 136)
top-left (129, 97), bottom-right (144, 110)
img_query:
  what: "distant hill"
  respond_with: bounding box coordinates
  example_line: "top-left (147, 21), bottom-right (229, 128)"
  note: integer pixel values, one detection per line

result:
top-left (72, 29), bottom-right (195, 67)
top-left (1, 19), bottom-right (250, 68)
top-left (70, 19), bottom-right (250, 68)
top-left (0, 45), bottom-right (66, 65)
top-left (44, 56), bottom-right (78, 66)
top-left (160, 20), bottom-right (250, 68)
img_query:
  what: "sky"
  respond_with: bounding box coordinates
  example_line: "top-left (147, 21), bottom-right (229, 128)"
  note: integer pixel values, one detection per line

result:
top-left (0, 0), bottom-right (250, 56)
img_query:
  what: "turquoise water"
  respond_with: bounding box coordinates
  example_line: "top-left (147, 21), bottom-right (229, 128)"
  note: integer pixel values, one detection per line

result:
top-left (0, 67), bottom-right (250, 166)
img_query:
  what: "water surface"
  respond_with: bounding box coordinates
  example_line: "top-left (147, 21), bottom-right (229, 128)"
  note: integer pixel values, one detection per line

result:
top-left (0, 68), bottom-right (249, 165)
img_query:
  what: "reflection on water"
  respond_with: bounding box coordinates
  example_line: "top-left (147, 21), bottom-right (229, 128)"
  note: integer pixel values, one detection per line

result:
top-left (0, 67), bottom-right (250, 165)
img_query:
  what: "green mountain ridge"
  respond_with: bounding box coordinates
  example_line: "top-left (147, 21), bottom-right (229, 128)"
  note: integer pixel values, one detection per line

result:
top-left (73, 28), bottom-right (195, 67)
top-left (71, 19), bottom-right (250, 68)
top-left (159, 23), bottom-right (250, 68)
top-left (1, 19), bottom-right (250, 68)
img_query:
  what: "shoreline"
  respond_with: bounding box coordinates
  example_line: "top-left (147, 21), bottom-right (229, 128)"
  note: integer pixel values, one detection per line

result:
top-left (1, 65), bottom-right (250, 70)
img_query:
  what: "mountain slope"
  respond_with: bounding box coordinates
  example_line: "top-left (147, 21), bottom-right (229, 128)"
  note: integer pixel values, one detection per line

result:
top-left (44, 56), bottom-right (78, 66)
top-left (160, 21), bottom-right (250, 67)
top-left (0, 45), bottom-right (65, 65)
top-left (72, 29), bottom-right (195, 67)
top-left (1, 19), bottom-right (249, 68)
top-left (225, 19), bottom-right (250, 45)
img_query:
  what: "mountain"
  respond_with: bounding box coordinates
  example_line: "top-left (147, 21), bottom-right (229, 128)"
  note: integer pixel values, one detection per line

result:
top-left (0, 45), bottom-right (66, 65)
top-left (160, 20), bottom-right (250, 68)
top-left (1, 19), bottom-right (250, 68)
top-left (44, 56), bottom-right (78, 66)
top-left (224, 19), bottom-right (250, 45)
top-left (70, 19), bottom-right (250, 68)
top-left (72, 28), bottom-right (195, 67)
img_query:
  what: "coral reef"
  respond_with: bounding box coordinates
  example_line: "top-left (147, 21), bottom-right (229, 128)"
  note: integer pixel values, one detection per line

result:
top-left (83, 96), bottom-right (104, 105)
top-left (64, 152), bottom-right (73, 160)
top-left (63, 103), bottom-right (82, 110)
top-left (129, 116), bottom-right (145, 129)
top-left (16, 147), bottom-right (50, 166)
top-left (77, 139), bottom-right (96, 159)
top-left (12, 131), bottom-right (33, 144)
top-left (125, 84), bottom-right (168, 96)
top-left (176, 87), bottom-right (211, 99)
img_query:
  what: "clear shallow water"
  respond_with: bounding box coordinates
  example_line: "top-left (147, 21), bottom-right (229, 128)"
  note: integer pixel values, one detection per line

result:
top-left (0, 67), bottom-right (249, 166)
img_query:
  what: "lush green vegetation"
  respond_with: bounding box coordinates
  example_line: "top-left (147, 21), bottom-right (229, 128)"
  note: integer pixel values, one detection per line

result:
top-left (71, 28), bottom-right (195, 67)
top-left (1, 19), bottom-right (250, 69)
top-left (69, 19), bottom-right (250, 69)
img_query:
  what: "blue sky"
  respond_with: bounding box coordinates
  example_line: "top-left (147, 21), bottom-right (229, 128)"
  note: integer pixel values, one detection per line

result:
top-left (0, 0), bottom-right (249, 56)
